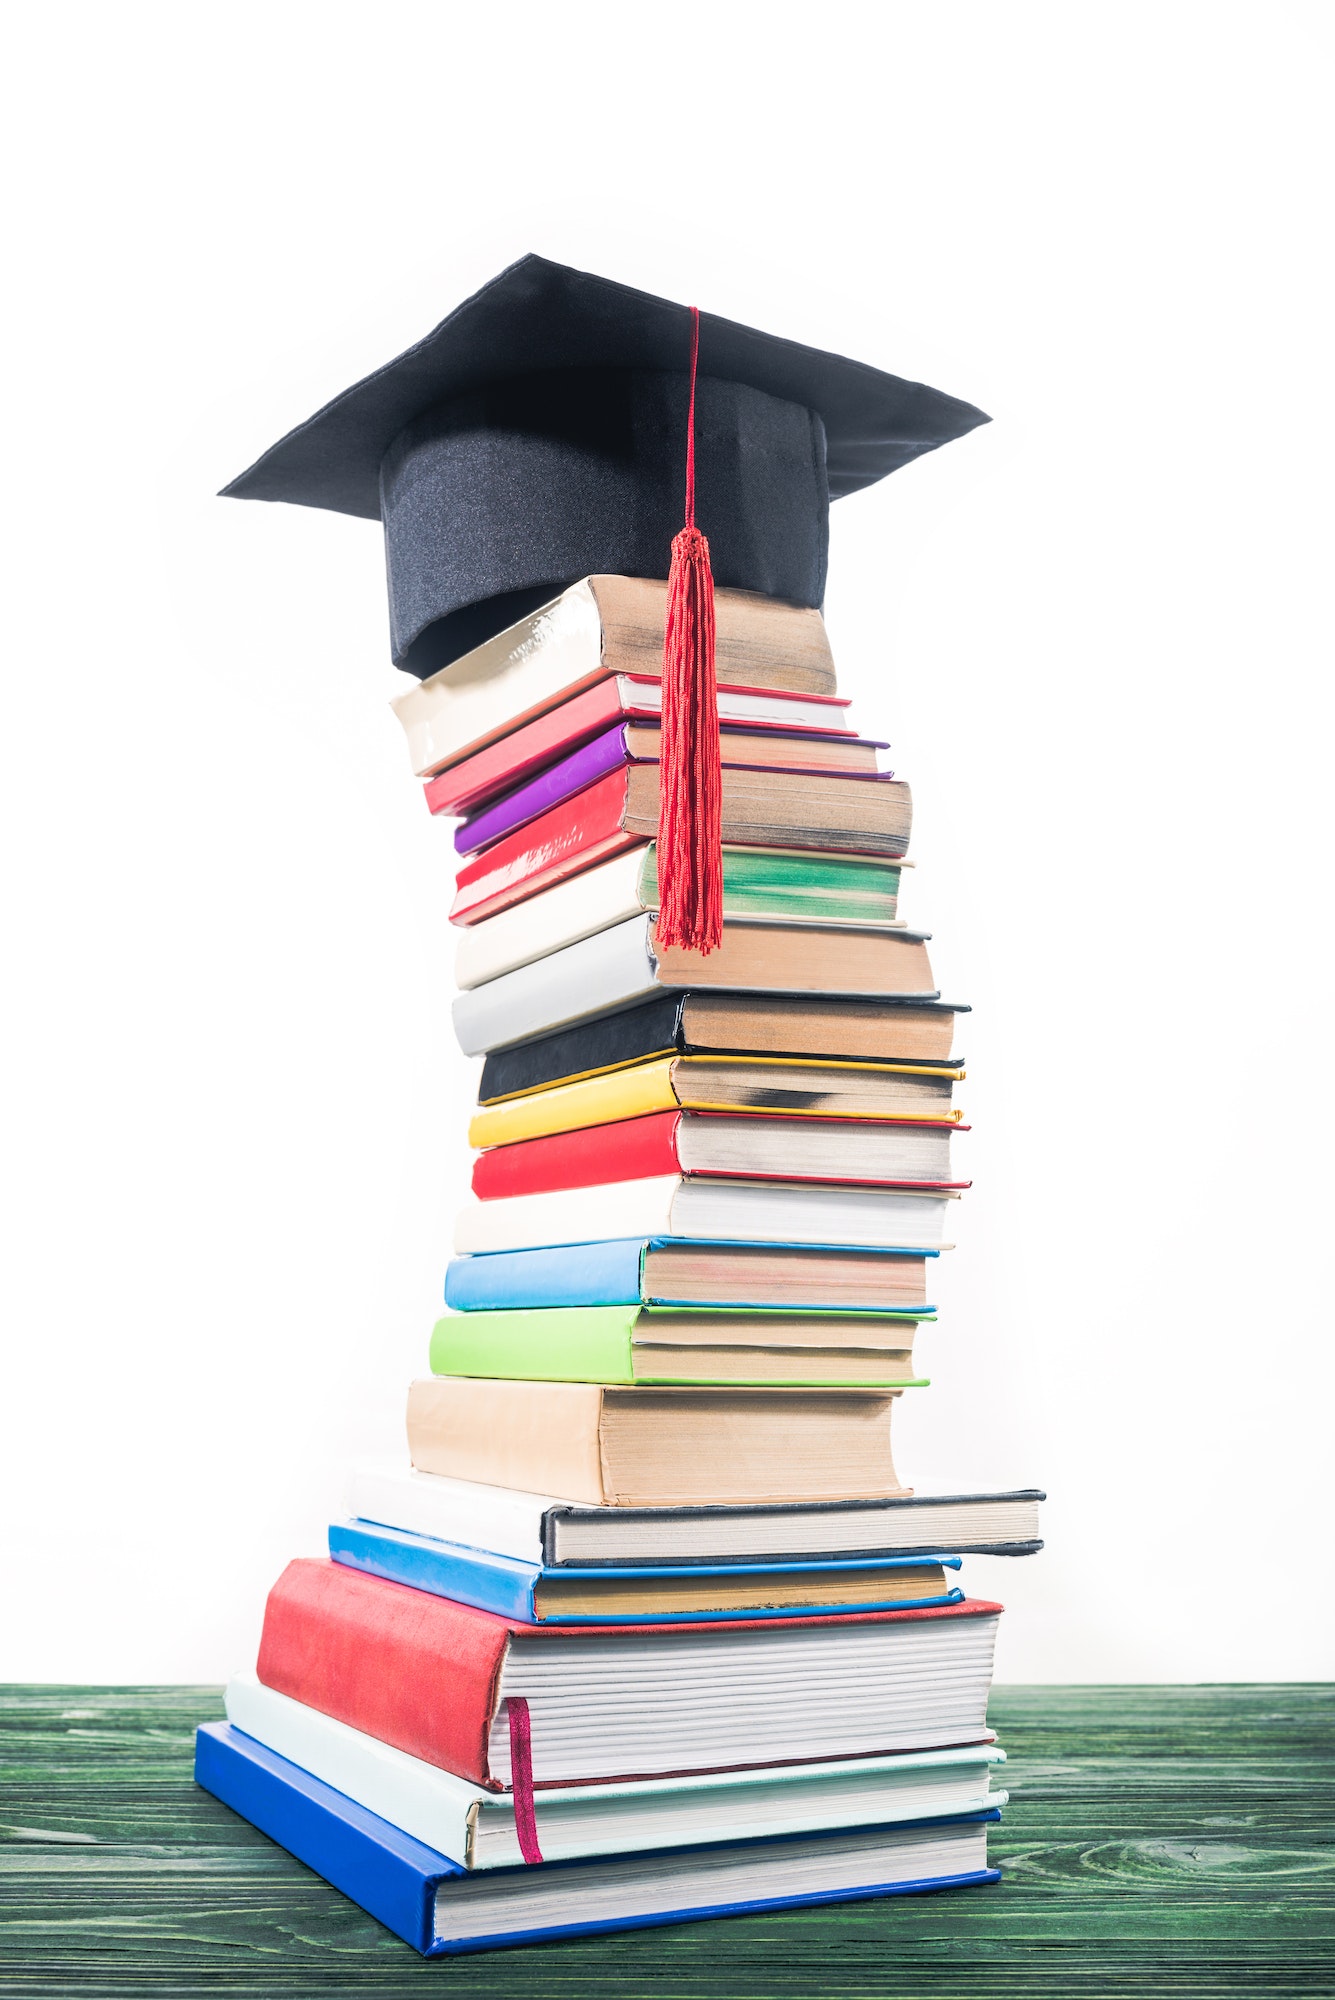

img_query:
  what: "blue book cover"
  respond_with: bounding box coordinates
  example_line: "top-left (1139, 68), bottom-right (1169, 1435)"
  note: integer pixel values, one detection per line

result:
top-left (327, 1519), bottom-right (965, 1623)
top-left (445, 1237), bottom-right (938, 1312)
top-left (196, 1722), bottom-right (1000, 1958)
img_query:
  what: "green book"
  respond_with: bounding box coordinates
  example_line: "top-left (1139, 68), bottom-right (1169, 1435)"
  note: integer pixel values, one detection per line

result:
top-left (429, 1306), bottom-right (929, 1389)
top-left (642, 844), bottom-right (902, 925)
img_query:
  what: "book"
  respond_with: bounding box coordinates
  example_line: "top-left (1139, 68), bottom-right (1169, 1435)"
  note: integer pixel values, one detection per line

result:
top-left (453, 916), bottom-right (937, 1057)
top-left (467, 1055), bottom-right (959, 1147)
top-left (479, 992), bottom-right (966, 1102)
top-left (224, 1671), bottom-right (1006, 1868)
top-left (426, 1304), bottom-right (926, 1387)
top-left (328, 1521), bottom-right (961, 1621)
top-left (391, 576), bottom-right (839, 779)
top-left (453, 845), bottom-right (907, 987)
top-left (425, 679), bottom-right (864, 819)
top-left (349, 1465), bottom-right (1047, 1565)
top-left (255, 1559), bottom-right (1003, 1784)
top-left (454, 1178), bottom-right (958, 1255)
top-left (471, 1111), bottom-right (965, 1200)
top-left (453, 724), bottom-right (891, 856)
top-left (450, 766), bottom-right (913, 924)
top-left (406, 1376), bottom-right (909, 1505)
top-left (195, 1722), bottom-right (999, 1956)
top-left (443, 1240), bottom-right (936, 1314)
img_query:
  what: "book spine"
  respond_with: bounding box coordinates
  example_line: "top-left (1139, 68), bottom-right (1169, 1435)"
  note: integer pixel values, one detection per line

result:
top-left (224, 1675), bottom-right (482, 1871)
top-left (450, 768), bottom-right (637, 925)
top-left (445, 1241), bottom-right (648, 1310)
top-left (347, 1467), bottom-right (551, 1566)
top-left (407, 1375), bottom-right (611, 1504)
top-left (330, 1521), bottom-right (542, 1622)
top-left (456, 725), bottom-right (633, 856)
top-left (472, 1111), bottom-right (683, 1199)
top-left (468, 1058), bottom-right (679, 1148)
top-left (430, 1306), bottom-right (637, 1384)
top-left (477, 993), bottom-right (685, 1104)
top-left (453, 1180), bottom-right (683, 1255)
top-left (255, 1558), bottom-right (508, 1784)
top-left (194, 1723), bottom-right (453, 1954)
top-left (454, 849), bottom-right (647, 992)
top-left (452, 917), bottom-right (659, 1058)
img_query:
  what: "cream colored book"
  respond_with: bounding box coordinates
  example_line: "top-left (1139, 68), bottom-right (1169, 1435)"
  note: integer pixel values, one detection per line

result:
top-left (392, 575), bottom-right (837, 778)
top-left (406, 1375), bottom-right (906, 1507)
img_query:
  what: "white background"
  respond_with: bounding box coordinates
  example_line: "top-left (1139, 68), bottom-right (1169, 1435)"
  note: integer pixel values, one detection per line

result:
top-left (2, 2), bottom-right (1331, 1683)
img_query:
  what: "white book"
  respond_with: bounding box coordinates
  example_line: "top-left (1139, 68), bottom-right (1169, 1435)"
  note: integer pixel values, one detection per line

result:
top-left (453, 1175), bottom-right (956, 1253)
top-left (225, 1672), bottom-right (1003, 1873)
top-left (348, 1462), bottom-right (1045, 1566)
top-left (390, 575), bottom-right (836, 778)
top-left (452, 913), bottom-right (937, 1056)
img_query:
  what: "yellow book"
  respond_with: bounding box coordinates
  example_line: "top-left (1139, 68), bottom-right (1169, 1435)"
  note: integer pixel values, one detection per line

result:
top-left (468, 1054), bottom-right (963, 1150)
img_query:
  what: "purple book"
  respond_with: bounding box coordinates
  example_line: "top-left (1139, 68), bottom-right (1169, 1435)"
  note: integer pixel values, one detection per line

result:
top-left (455, 725), bottom-right (891, 856)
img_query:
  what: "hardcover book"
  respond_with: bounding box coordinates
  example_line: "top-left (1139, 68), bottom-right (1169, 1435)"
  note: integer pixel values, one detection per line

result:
top-left (443, 1239), bottom-right (936, 1313)
top-left (327, 1520), bottom-right (961, 1621)
top-left (453, 1177), bottom-right (959, 1256)
top-left (426, 1302), bottom-right (927, 1387)
top-left (254, 1559), bottom-right (1003, 1785)
top-left (477, 990), bottom-right (966, 1102)
top-left (466, 1054), bottom-right (958, 1147)
top-left (391, 575), bottom-right (840, 779)
top-left (348, 1465), bottom-right (1046, 1566)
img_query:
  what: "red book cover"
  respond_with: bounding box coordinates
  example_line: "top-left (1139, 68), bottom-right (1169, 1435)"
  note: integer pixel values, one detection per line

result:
top-left (470, 1110), bottom-right (970, 1201)
top-left (450, 767), bottom-right (637, 925)
top-left (255, 1560), bottom-right (1002, 1790)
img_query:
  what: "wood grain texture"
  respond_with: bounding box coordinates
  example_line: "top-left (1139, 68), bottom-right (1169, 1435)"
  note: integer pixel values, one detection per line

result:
top-left (1, 1684), bottom-right (1331, 1996)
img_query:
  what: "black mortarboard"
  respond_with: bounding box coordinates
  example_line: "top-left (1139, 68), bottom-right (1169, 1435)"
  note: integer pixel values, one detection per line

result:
top-left (222, 255), bottom-right (989, 679)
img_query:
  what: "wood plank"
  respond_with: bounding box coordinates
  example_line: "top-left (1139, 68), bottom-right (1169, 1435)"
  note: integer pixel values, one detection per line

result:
top-left (0, 1684), bottom-right (1331, 1996)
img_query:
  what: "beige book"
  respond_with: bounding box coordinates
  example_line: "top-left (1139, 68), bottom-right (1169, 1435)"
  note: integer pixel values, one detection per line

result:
top-left (406, 1377), bottom-right (905, 1508)
top-left (393, 576), bottom-right (837, 778)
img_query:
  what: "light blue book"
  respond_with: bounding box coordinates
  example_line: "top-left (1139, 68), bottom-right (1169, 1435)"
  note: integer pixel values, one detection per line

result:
top-left (444, 1236), bottom-right (937, 1313)
top-left (328, 1519), bottom-right (965, 1624)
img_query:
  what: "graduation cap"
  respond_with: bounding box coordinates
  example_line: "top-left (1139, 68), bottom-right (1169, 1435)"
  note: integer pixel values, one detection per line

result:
top-left (223, 253), bottom-right (987, 951)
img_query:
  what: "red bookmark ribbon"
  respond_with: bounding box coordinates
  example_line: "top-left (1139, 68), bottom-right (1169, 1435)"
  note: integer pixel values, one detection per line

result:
top-left (506, 1696), bottom-right (544, 1864)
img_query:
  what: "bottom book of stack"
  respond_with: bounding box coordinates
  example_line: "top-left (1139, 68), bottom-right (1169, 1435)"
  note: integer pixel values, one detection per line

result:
top-left (194, 1473), bottom-right (1037, 1956)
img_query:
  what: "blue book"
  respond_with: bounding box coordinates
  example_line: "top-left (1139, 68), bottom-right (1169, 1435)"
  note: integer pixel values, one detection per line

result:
top-left (327, 1518), bottom-right (965, 1623)
top-left (445, 1236), bottom-right (938, 1313)
top-left (195, 1722), bottom-right (1000, 1957)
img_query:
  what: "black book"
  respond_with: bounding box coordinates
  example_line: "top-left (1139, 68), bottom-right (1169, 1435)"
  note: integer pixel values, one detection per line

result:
top-left (478, 991), bottom-right (970, 1104)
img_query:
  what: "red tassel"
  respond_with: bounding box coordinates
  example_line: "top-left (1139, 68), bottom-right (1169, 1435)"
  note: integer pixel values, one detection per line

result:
top-left (656, 306), bottom-right (722, 954)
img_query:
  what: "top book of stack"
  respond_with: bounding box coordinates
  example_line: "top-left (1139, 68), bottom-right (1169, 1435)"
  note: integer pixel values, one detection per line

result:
top-left (392, 576), bottom-right (838, 779)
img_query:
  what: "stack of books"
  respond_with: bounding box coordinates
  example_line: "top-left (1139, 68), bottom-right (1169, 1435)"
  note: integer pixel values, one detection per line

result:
top-left (196, 576), bottom-right (1043, 1957)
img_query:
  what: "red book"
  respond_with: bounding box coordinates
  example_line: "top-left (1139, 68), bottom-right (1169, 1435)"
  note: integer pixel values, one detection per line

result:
top-left (424, 674), bottom-right (858, 819)
top-left (255, 1559), bottom-right (1002, 1789)
top-left (471, 1109), bottom-right (969, 1200)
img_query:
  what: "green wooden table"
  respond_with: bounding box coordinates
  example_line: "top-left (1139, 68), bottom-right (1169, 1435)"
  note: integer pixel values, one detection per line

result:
top-left (0, 1685), bottom-right (1331, 1997)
